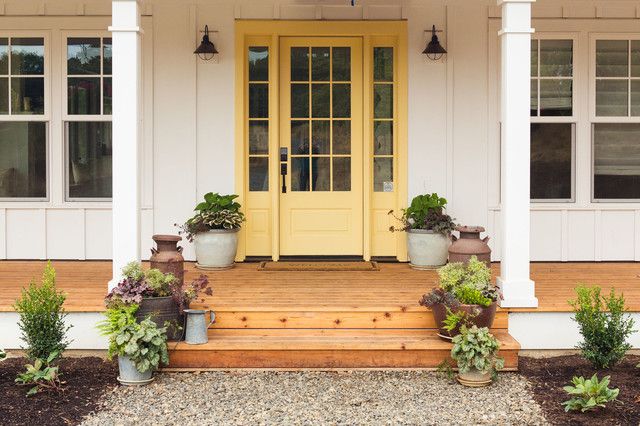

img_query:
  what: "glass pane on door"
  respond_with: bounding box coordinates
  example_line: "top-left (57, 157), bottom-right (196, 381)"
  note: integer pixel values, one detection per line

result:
top-left (289, 46), bottom-right (352, 192)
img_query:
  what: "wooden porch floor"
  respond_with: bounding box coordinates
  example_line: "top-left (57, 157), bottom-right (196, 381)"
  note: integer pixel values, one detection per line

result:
top-left (1, 261), bottom-right (639, 313)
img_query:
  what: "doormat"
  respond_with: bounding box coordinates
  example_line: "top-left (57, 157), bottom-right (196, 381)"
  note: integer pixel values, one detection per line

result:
top-left (258, 261), bottom-right (380, 272)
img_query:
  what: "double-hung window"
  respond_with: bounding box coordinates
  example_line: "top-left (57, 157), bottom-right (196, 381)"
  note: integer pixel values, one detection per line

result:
top-left (592, 37), bottom-right (640, 201)
top-left (530, 38), bottom-right (575, 202)
top-left (65, 36), bottom-right (112, 200)
top-left (0, 36), bottom-right (47, 200)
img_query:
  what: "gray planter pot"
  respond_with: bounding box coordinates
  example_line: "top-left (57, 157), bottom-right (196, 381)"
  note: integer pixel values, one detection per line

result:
top-left (406, 229), bottom-right (451, 269)
top-left (117, 356), bottom-right (154, 386)
top-left (457, 367), bottom-right (493, 387)
top-left (194, 228), bottom-right (240, 270)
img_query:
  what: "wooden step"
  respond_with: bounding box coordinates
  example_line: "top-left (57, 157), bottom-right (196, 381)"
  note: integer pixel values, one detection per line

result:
top-left (191, 304), bottom-right (509, 330)
top-left (167, 329), bottom-right (519, 369)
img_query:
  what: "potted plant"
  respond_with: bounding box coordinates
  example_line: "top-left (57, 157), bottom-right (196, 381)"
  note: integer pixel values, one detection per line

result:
top-left (97, 302), bottom-right (169, 386)
top-left (106, 262), bottom-right (211, 341)
top-left (451, 325), bottom-right (504, 387)
top-left (177, 192), bottom-right (245, 270)
top-left (389, 193), bottom-right (456, 269)
top-left (419, 256), bottom-right (499, 340)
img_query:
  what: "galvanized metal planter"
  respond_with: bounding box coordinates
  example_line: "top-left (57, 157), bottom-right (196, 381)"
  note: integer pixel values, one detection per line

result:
top-left (406, 229), bottom-right (451, 269)
top-left (117, 356), bottom-right (154, 386)
top-left (194, 228), bottom-right (240, 270)
top-left (184, 309), bottom-right (216, 345)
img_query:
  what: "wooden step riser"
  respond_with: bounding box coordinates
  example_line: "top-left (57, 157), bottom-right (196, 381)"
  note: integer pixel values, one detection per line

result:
top-left (167, 349), bottom-right (519, 370)
top-left (208, 310), bottom-right (509, 329)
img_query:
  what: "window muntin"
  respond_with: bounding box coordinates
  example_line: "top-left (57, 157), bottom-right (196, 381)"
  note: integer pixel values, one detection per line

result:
top-left (373, 47), bottom-right (395, 193)
top-left (0, 36), bottom-right (47, 200)
top-left (65, 36), bottom-right (112, 200)
top-left (593, 123), bottom-right (640, 200)
top-left (248, 46), bottom-right (269, 192)
top-left (595, 40), bottom-right (640, 117)
top-left (531, 39), bottom-right (573, 117)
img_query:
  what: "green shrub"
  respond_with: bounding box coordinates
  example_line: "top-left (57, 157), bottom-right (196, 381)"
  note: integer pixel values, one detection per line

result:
top-left (451, 325), bottom-right (504, 379)
top-left (569, 286), bottom-right (635, 369)
top-left (562, 374), bottom-right (619, 412)
top-left (13, 262), bottom-right (71, 360)
top-left (15, 351), bottom-right (64, 396)
top-left (0, 348), bottom-right (6, 362)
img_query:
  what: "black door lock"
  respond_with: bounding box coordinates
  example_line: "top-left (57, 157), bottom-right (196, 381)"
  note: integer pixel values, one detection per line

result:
top-left (280, 147), bottom-right (288, 193)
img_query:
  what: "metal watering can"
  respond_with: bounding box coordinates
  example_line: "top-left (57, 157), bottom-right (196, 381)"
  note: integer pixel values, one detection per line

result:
top-left (183, 309), bottom-right (216, 345)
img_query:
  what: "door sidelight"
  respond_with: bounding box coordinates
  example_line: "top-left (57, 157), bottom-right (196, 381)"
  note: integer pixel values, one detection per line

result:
top-left (280, 147), bottom-right (288, 193)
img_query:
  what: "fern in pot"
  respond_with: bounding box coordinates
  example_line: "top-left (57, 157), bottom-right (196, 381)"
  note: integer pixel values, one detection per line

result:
top-left (177, 192), bottom-right (245, 270)
top-left (420, 256), bottom-right (499, 340)
top-left (97, 303), bottom-right (169, 386)
top-left (389, 193), bottom-right (455, 269)
top-left (451, 325), bottom-right (504, 387)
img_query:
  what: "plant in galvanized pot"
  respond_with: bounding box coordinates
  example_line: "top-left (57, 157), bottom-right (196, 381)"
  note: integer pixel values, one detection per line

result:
top-left (420, 256), bottom-right (499, 341)
top-left (97, 302), bottom-right (169, 386)
top-left (389, 193), bottom-right (456, 269)
top-left (451, 325), bottom-right (504, 387)
top-left (177, 192), bottom-right (245, 270)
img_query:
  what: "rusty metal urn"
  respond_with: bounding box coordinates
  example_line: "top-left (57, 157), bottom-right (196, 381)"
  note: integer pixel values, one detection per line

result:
top-left (150, 234), bottom-right (185, 285)
top-left (448, 226), bottom-right (491, 265)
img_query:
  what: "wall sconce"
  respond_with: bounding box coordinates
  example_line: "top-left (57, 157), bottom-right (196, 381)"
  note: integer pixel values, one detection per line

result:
top-left (194, 25), bottom-right (219, 61)
top-left (422, 25), bottom-right (447, 61)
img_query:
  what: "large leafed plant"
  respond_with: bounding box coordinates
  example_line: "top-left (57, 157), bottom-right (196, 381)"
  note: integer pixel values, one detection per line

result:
top-left (389, 193), bottom-right (455, 234)
top-left (178, 192), bottom-right (246, 241)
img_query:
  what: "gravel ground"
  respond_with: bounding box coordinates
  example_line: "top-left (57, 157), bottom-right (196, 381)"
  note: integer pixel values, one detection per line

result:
top-left (81, 371), bottom-right (547, 425)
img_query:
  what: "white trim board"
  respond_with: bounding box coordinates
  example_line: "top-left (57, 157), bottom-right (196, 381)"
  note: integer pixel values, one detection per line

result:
top-left (509, 311), bottom-right (640, 350)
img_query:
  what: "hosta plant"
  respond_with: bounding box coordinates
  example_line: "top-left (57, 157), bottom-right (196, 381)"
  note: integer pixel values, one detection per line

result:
top-left (15, 351), bottom-right (64, 396)
top-left (451, 325), bottom-right (504, 379)
top-left (562, 374), bottom-right (619, 412)
top-left (177, 192), bottom-right (246, 241)
top-left (389, 193), bottom-right (456, 234)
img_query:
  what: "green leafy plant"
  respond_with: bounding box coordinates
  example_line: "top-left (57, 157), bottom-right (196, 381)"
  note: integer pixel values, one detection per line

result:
top-left (13, 262), bottom-right (71, 360)
top-left (436, 359), bottom-right (456, 381)
top-left (177, 192), bottom-right (246, 241)
top-left (0, 348), bottom-right (6, 362)
top-left (15, 351), bottom-right (64, 396)
top-left (442, 308), bottom-right (475, 333)
top-left (569, 286), bottom-right (635, 369)
top-left (562, 374), bottom-right (619, 412)
top-left (451, 325), bottom-right (504, 379)
top-left (98, 305), bottom-right (169, 373)
top-left (388, 193), bottom-right (456, 234)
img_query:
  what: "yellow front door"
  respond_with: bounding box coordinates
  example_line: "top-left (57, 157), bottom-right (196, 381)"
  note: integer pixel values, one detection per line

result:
top-left (279, 37), bottom-right (364, 256)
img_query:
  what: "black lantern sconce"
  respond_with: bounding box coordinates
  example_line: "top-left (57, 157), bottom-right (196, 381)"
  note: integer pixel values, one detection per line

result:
top-left (423, 25), bottom-right (447, 61)
top-left (194, 25), bottom-right (219, 61)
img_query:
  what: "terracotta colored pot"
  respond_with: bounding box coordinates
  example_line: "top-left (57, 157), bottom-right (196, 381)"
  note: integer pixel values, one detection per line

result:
top-left (431, 301), bottom-right (498, 341)
top-left (448, 226), bottom-right (491, 265)
top-left (136, 296), bottom-right (185, 341)
top-left (150, 234), bottom-right (185, 286)
top-left (457, 368), bottom-right (493, 387)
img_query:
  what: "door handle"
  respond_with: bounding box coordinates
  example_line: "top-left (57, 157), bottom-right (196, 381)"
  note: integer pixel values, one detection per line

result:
top-left (280, 147), bottom-right (288, 193)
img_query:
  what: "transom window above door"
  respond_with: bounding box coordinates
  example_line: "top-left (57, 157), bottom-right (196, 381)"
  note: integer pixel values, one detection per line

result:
top-left (289, 46), bottom-right (352, 192)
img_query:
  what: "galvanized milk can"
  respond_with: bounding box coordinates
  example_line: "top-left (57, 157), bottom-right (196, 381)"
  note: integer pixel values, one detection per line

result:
top-left (183, 309), bottom-right (216, 345)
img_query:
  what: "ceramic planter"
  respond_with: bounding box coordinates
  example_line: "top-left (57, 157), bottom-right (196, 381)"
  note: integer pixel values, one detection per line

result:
top-left (136, 296), bottom-right (184, 341)
top-left (117, 356), bottom-right (153, 386)
top-left (431, 301), bottom-right (498, 341)
top-left (457, 368), bottom-right (493, 387)
top-left (194, 228), bottom-right (240, 270)
top-left (406, 229), bottom-right (451, 269)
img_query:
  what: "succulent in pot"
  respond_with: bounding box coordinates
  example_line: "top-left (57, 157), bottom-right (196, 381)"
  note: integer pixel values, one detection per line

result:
top-left (389, 193), bottom-right (456, 269)
top-left (97, 302), bottom-right (169, 386)
top-left (451, 325), bottom-right (504, 387)
top-left (106, 262), bottom-right (211, 341)
top-left (177, 192), bottom-right (245, 270)
top-left (420, 256), bottom-right (499, 340)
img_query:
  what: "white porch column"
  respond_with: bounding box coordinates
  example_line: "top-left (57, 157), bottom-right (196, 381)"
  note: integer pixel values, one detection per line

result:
top-left (497, 0), bottom-right (538, 308)
top-left (108, 0), bottom-right (143, 290)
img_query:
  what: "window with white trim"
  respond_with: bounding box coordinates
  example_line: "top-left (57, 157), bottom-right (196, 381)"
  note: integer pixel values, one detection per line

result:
top-left (0, 37), bottom-right (47, 199)
top-left (65, 36), bottom-right (112, 200)
top-left (593, 38), bottom-right (640, 201)
top-left (530, 38), bottom-right (575, 201)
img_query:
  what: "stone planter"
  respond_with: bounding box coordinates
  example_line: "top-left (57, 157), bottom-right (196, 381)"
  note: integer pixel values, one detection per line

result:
top-left (457, 367), bottom-right (493, 387)
top-left (194, 228), bottom-right (240, 270)
top-left (117, 356), bottom-right (153, 386)
top-left (136, 296), bottom-right (184, 341)
top-left (431, 301), bottom-right (498, 341)
top-left (406, 229), bottom-right (451, 269)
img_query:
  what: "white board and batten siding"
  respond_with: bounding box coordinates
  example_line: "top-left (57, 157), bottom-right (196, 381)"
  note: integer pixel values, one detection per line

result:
top-left (0, 0), bottom-right (639, 262)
